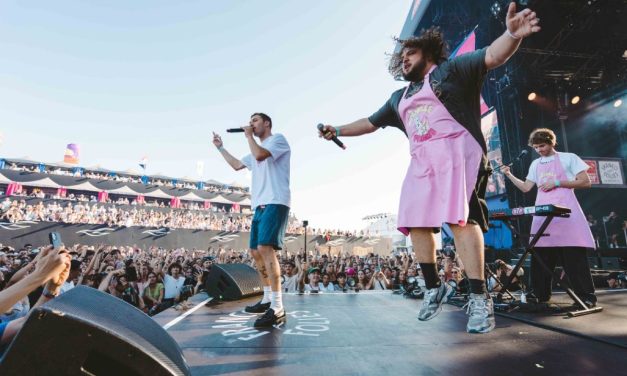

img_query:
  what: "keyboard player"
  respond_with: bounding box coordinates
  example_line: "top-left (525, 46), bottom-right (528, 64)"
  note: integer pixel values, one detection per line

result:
top-left (501, 128), bottom-right (597, 307)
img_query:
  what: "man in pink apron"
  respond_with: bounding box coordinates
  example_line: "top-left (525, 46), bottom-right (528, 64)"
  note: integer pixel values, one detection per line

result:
top-left (502, 128), bottom-right (597, 306)
top-left (320, 3), bottom-right (540, 333)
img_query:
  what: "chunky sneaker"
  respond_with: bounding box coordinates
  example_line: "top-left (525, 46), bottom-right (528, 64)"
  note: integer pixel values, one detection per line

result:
top-left (465, 293), bottom-right (495, 334)
top-left (244, 300), bottom-right (271, 314)
top-left (254, 308), bottom-right (286, 328)
top-left (418, 283), bottom-right (452, 321)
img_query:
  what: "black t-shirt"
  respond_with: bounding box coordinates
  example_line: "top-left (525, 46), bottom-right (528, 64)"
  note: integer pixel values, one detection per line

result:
top-left (368, 47), bottom-right (489, 172)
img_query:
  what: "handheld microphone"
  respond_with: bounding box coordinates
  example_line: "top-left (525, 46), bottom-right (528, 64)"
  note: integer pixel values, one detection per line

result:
top-left (317, 123), bottom-right (346, 150)
top-left (226, 128), bottom-right (245, 133)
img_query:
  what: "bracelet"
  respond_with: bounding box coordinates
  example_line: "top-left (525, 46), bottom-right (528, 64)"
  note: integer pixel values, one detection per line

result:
top-left (505, 29), bottom-right (521, 40)
top-left (554, 180), bottom-right (561, 187)
top-left (334, 127), bottom-right (341, 137)
top-left (42, 287), bottom-right (59, 299)
top-left (217, 146), bottom-right (225, 152)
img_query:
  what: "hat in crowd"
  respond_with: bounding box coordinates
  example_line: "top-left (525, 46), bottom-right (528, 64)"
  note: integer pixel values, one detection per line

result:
top-left (307, 267), bottom-right (321, 275)
top-left (345, 267), bottom-right (355, 276)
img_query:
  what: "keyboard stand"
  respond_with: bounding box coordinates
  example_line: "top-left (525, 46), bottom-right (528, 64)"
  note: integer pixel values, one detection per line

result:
top-left (501, 213), bottom-right (603, 317)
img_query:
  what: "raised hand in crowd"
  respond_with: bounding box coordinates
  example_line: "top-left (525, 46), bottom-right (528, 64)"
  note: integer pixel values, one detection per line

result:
top-left (0, 246), bottom-right (70, 314)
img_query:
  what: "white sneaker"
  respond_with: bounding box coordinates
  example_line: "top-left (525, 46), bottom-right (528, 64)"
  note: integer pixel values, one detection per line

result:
top-left (417, 283), bottom-right (452, 321)
top-left (464, 293), bottom-right (495, 334)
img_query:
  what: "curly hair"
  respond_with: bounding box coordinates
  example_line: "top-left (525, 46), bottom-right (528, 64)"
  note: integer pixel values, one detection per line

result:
top-left (389, 27), bottom-right (449, 80)
top-left (528, 128), bottom-right (557, 146)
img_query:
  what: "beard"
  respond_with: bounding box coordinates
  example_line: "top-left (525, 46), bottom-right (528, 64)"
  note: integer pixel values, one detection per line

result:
top-left (402, 58), bottom-right (427, 82)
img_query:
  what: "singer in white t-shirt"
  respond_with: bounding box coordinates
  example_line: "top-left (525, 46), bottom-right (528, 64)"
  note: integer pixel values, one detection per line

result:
top-left (213, 113), bottom-right (291, 328)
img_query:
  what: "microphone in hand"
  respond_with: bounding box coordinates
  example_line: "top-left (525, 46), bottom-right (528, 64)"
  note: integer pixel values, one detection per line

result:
top-left (226, 128), bottom-right (245, 133)
top-left (317, 123), bottom-right (346, 150)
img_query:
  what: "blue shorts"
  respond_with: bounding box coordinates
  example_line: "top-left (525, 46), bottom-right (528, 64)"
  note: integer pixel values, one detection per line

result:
top-left (250, 204), bottom-right (290, 250)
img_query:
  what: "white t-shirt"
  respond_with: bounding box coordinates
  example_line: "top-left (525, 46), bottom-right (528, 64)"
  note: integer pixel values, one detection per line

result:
top-left (372, 278), bottom-right (387, 290)
top-left (304, 282), bottom-right (322, 292)
top-left (241, 134), bottom-right (291, 209)
top-left (282, 274), bottom-right (299, 293)
top-left (163, 274), bottom-right (186, 299)
top-left (319, 282), bottom-right (335, 292)
top-left (526, 152), bottom-right (589, 183)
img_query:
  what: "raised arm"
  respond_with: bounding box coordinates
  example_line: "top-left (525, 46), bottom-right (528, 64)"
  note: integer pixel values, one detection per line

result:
top-left (485, 2), bottom-right (541, 70)
top-left (213, 132), bottom-right (246, 171)
top-left (319, 118), bottom-right (377, 140)
top-left (501, 165), bottom-right (536, 193)
top-left (242, 126), bottom-right (272, 162)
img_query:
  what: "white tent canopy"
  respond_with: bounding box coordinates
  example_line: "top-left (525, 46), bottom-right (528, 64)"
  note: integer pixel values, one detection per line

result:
top-left (106, 185), bottom-right (143, 196)
top-left (176, 191), bottom-right (205, 202)
top-left (18, 178), bottom-right (60, 188)
top-left (209, 195), bottom-right (234, 204)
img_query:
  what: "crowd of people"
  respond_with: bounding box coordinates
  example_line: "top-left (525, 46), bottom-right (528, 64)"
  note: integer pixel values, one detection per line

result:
top-left (0, 237), bottom-right (623, 352)
top-left (3, 161), bottom-right (249, 194)
top-left (0, 194), bottom-right (381, 236)
top-left (277, 248), bottom-right (468, 296)
top-left (9, 188), bottom-right (244, 212)
top-left (0, 197), bottom-right (253, 231)
top-left (0, 243), bottom-right (250, 322)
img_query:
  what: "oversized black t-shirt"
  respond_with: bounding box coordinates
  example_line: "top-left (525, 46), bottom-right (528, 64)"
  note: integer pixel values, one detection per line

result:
top-left (368, 47), bottom-right (490, 172)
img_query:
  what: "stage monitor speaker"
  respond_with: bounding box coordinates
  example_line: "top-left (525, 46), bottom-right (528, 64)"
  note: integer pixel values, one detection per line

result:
top-left (205, 263), bottom-right (262, 301)
top-left (588, 257), bottom-right (601, 269)
top-left (0, 286), bottom-right (190, 376)
top-left (601, 257), bottom-right (620, 270)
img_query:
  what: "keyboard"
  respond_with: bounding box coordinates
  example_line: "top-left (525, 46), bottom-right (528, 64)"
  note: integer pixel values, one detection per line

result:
top-left (489, 204), bottom-right (571, 219)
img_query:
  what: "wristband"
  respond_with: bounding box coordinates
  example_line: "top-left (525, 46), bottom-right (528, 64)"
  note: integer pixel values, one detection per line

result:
top-left (42, 287), bottom-right (60, 299)
top-left (217, 146), bottom-right (225, 152)
top-left (334, 127), bottom-right (341, 137)
top-left (554, 180), bottom-right (561, 187)
top-left (505, 29), bottom-right (521, 40)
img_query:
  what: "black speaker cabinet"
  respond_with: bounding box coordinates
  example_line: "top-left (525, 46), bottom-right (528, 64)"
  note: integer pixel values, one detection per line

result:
top-left (0, 286), bottom-right (190, 376)
top-left (601, 257), bottom-right (620, 270)
top-left (205, 263), bottom-right (263, 301)
top-left (588, 257), bottom-right (601, 269)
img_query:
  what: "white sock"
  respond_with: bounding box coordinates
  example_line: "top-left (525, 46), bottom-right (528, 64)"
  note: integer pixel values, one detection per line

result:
top-left (270, 290), bottom-right (283, 313)
top-left (261, 286), bottom-right (271, 304)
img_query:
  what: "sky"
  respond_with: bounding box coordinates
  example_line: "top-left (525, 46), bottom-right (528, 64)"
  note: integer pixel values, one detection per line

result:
top-left (0, 0), bottom-right (413, 231)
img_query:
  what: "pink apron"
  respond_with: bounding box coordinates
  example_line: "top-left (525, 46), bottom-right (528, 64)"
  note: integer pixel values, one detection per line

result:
top-left (531, 152), bottom-right (595, 248)
top-left (397, 66), bottom-right (483, 235)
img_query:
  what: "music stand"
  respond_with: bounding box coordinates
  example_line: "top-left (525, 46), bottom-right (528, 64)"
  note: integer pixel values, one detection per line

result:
top-left (500, 210), bottom-right (603, 317)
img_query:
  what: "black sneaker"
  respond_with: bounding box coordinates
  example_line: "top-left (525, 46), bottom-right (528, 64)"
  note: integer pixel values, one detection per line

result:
top-left (244, 300), bottom-right (270, 313)
top-left (254, 308), bottom-right (286, 328)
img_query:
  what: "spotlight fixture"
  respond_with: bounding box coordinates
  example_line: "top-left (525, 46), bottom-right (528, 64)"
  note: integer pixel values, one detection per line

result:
top-left (490, 2), bottom-right (502, 18)
top-left (527, 92), bottom-right (537, 101)
top-left (614, 99), bottom-right (622, 108)
top-left (571, 96), bottom-right (580, 105)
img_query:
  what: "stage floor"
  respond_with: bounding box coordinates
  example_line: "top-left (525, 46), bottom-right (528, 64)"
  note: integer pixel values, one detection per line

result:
top-left (154, 290), bottom-right (627, 376)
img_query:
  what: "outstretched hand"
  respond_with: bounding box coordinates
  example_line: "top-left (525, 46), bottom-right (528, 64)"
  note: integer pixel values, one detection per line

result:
top-left (212, 132), bottom-right (223, 148)
top-left (33, 246), bottom-right (71, 285)
top-left (506, 2), bottom-right (541, 39)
